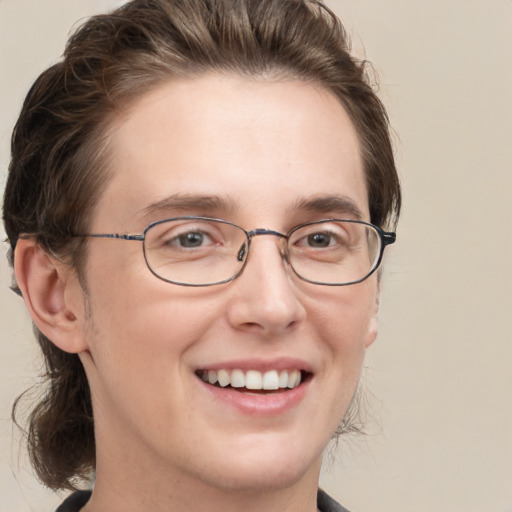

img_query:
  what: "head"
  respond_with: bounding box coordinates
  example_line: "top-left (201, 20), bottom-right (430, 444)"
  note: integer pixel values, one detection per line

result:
top-left (3, 0), bottom-right (400, 493)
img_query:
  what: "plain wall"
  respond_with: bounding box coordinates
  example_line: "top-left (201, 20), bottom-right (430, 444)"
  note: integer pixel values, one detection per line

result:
top-left (1, 1), bottom-right (511, 511)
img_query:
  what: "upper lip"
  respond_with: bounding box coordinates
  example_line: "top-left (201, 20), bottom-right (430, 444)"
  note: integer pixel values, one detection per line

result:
top-left (195, 357), bottom-right (313, 374)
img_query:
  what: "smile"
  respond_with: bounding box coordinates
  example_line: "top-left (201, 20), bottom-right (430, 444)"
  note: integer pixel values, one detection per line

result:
top-left (197, 369), bottom-right (305, 391)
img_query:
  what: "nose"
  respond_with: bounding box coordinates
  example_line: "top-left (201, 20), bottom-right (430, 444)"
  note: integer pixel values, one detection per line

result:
top-left (226, 235), bottom-right (306, 336)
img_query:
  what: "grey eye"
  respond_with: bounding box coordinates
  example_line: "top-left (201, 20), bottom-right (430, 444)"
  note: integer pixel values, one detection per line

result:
top-left (306, 232), bottom-right (332, 247)
top-left (177, 232), bottom-right (206, 247)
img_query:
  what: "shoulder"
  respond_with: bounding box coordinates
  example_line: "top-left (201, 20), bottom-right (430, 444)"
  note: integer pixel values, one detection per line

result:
top-left (55, 490), bottom-right (92, 512)
top-left (318, 488), bottom-right (352, 512)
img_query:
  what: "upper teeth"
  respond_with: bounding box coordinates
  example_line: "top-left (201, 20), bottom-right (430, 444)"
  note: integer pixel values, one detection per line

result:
top-left (200, 369), bottom-right (302, 390)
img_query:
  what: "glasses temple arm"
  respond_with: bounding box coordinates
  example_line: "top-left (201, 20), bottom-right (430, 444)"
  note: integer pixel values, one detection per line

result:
top-left (85, 233), bottom-right (145, 241)
top-left (381, 231), bottom-right (396, 247)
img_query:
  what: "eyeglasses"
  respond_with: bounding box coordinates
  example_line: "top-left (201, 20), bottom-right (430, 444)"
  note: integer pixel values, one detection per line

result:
top-left (81, 216), bottom-right (396, 287)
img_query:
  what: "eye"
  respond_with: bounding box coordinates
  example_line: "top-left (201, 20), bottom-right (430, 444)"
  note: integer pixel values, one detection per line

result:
top-left (149, 220), bottom-right (224, 251)
top-left (173, 231), bottom-right (212, 248)
top-left (305, 232), bottom-right (336, 248)
top-left (293, 225), bottom-right (349, 250)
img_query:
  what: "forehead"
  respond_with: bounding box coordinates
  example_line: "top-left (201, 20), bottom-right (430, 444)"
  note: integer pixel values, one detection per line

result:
top-left (95, 74), bottom-right (367, 230)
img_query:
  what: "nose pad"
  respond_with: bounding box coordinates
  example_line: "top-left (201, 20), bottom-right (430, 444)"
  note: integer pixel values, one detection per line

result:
top-left (236, 241), bottom-right (247, 262)
top-left (236, 230), bottom-right (288, 265)
top-left (278, 237), bottom-right (291, 266)
top-left (238, 234), bottom-right (289, 271)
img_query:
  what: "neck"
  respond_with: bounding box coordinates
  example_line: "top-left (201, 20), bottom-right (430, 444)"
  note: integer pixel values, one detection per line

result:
top-left (82, 427), bottom-right (323, 512)
top-left (83, 463), bottom-right (321, 512)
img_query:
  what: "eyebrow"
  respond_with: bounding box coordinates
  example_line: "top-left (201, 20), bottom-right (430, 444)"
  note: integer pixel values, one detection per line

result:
top-left (139, 192), bottom-right (364, 223)
top-left (291, 195), bottom-right (365, 220)
top-left (139, 193), bottom-right (238, 221)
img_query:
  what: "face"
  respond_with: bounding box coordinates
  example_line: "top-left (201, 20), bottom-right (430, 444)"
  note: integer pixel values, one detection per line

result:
top-left (76, 74), bottom-right (378, 494)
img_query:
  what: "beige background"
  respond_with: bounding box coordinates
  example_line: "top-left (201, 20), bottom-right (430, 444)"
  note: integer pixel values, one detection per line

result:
top-left (1, 1), bottom-right (511, 511)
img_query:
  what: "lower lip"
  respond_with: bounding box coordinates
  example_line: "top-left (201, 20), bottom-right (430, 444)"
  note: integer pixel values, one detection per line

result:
top-left (198, 378), bottom-right (310, 416)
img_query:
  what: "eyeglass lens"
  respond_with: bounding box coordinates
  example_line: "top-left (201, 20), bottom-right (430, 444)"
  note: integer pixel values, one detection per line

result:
top-left (142, 218), bottom-right (382, 286)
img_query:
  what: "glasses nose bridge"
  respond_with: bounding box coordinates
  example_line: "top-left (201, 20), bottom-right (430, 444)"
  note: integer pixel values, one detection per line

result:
top-left (244, 228), bottom-right (289, 261)
top-left (247, 228), bottom-right (287, 241)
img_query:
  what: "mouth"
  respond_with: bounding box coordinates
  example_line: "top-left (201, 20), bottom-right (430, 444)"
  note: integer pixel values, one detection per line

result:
top-left (195, 369), bottom-right (311, 394)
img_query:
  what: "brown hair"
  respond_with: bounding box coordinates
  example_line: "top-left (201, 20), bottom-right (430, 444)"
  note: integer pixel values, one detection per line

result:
top-left (3, 0), bottom-right (401, 490)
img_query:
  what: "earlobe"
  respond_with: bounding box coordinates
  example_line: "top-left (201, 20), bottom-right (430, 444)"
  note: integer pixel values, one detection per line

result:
top-left (365, 293), bottom-right (380, 349)
top-left (14, 238), bottom-right (88, 354)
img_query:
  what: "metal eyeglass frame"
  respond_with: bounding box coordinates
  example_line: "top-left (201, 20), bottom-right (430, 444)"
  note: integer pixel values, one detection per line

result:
top-left (81, 216), bottom-right (396, 287)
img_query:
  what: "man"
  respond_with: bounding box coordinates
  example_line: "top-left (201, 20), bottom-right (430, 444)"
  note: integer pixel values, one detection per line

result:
top-left (3, 1), bottom-right (400, 510)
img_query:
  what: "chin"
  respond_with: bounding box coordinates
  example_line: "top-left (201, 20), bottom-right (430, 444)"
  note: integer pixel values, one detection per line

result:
top-left (201, 460), bottom-right (317, 494)
top-left (191, 434), bottom-right (324, 493)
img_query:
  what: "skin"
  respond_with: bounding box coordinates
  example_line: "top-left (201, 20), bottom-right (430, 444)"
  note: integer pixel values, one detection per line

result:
top-left (16, 74), bottom-right (379, 512)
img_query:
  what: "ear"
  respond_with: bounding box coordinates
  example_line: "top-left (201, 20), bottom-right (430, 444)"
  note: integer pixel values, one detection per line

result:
top-left (364, 287), bottom-right (380, 349)
top-left (14, 238), bottom-right (88, 354)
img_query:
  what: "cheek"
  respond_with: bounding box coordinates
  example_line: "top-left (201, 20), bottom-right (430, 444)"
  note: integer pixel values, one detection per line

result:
top-left (296, 283), bottom-right (377, 438)
top-left (86, 286), bottom-right (220, 366)
top-left (81, 250), bottom-right (223, 398)
top-left (309, 280), bottom-right (378, 398)
top-left (313, 279), bottom-right (377, 352)
top-left (84, 245), bottom-right (216, 346)
top-left (81, 284), bottom-right (225, 439)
